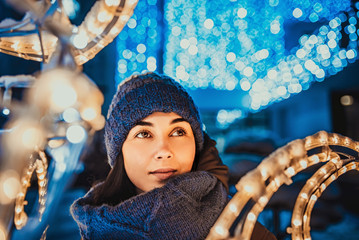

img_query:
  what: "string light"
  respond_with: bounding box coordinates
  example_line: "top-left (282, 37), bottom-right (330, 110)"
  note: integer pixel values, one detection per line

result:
top-left (0, 0), bottom-right (138, 65)
top-left (13, 150), bottom-right (48, 230)
top-left (206, 131), bottom-right (359, 240)
top-left (1, 63), bottom-right (104, 238)
top-left (0, 170), bottom-right (21, 205)
top-left (0, 1), bottom-right (127, 238)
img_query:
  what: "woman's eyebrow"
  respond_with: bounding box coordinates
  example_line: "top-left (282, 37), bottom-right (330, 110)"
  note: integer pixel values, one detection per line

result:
top-left (135, 117), bottom-right (187, 126)
top-left (171, 117), bottom-right (187, 124)
top-left (135, 121), bottom-right (153, 126)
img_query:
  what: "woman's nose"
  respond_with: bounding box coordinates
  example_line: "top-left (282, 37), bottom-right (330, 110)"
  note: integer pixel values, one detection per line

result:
top-left (154, 140), bottom-right (173, 160)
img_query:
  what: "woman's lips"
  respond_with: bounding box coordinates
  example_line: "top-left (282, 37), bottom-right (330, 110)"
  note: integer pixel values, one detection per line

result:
top-left (150, 169), bottom-right (177, 180)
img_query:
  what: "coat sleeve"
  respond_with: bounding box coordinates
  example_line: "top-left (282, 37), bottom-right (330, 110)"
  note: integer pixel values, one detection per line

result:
top-left (251, 221), bottom-right (277, 240)
top-left (196, 132), bottom-right (229, 192)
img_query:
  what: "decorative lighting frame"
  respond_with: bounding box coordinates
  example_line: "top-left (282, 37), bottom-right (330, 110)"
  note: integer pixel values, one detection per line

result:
top-left (206, 131), bottom-right (359, 240)
top-left (0, 1), bottom-right (138, 238)
top-left (0, 0), bottom-right (138, 65)
top-left (14, 150), bottom-right (48, 230)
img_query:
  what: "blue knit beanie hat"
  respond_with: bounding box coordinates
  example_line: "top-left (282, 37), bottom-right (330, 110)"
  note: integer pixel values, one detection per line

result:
top-left (105, 72), bottom-right (204, 168)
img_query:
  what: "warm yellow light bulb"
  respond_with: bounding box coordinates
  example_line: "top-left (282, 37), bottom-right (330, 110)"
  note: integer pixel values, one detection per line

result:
top-left (301, 193), bottom-right (308, 199)
top-left (244, 185), bottom-right (253, 193)
top-left (15, 207), bottom-right (22, 214)
top-left (81, 107), bottom-right (97, 121)
top-left (87, 18), bottom-right (102, 35)
top-left (92, 115), bottom-right (106, 131)
top-left (287, 167), bottom-right (295, 176)
top-left (66, 125), bottom-right (86, 143)
top-left (98, 11), bottom-right (111, 23)
top-left (229, 203), bottom-right (238, 214)
top-left (260, 168), bottom-right (268, 178)
top-left (38, 174), bottom-right (45, 180)
top-left (259, 196), bottom-right (268, 205)
top-left (274, 177), bottom-right (281, 187)
top-left (120, 15), bottom-right (130, 22)
top-left (310, 195), bottom-right (317, 201)
top-left (110, 26), bottom-right (120, 35)
top-left (51, 84), bottom-right (77, 111)
top-left (352, 163), bottom-right (357, 169)
top-left (21, 127), bottom-right (42, 149)
top-left (311, 155), bottom-right (320, 163)
top-left (105, 0), bottom-right (120, 6)
top-left (3, 176), bottom-right (20, 200)
top-left (293, 219), bottom-right (301, 227)
top-left (128, 0), bottom-right (138, 6)
top-left (300, 160), bottom-right (307, 168)
top-left (214, 225), bottom-right (226, 236)
top-left (72, 32), bottom-right (89, 49)
top-left (247, 212), bottom-right (256, 221)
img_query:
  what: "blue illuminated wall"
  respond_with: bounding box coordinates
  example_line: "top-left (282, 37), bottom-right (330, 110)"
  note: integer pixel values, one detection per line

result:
top-left (116, 0), bottom-right (358, 113)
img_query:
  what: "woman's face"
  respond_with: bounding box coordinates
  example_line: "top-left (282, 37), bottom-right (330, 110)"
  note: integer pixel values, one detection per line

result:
top-left (122, 112), bottom-right (196, 192)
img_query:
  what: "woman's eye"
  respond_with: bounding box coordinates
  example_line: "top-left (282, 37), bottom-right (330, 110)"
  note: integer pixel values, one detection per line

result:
top-left (136, 131), bottom-right (151, 138)
top-left (172, 128), bottom-right (186, 137)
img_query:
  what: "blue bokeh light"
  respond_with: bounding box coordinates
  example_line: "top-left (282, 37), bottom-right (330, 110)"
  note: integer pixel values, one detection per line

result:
top-left (116, 0), bottom-right (356, 114)
top-left (115, 0), bottom-right (162, 86)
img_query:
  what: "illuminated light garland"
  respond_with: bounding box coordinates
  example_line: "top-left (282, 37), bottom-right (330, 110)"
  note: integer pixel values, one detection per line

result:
top-left (14, 150), bottom-right (48, 230)
top-left (290, 160), bottom-right (357, 240)
top-left (0, 0), bottom-right (138, 65)
top-left (26, 67), bottom-right (105, 130)
top-left (0, 1), bottom-right (113, 238)
top-left (0, 67), bottom-right (105, 236)
top-left (206, 131), bottom-right (359, 240)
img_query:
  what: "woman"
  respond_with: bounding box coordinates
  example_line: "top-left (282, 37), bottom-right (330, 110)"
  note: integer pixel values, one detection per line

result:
top-left (70, 72), bottom-right (275, 240)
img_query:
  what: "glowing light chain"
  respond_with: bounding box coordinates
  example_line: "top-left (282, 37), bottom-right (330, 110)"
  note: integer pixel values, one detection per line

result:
top-left (0, 67), bottom-right (105, 237)
top-left (14, 150), bottom-right (48, 230)
top-left (206, 131), bottom-right (359, 240)
top-left (27, 67), bottom-right (105, 131)
top-left (0, 0), bottom-right (138, 65)
top-left (289, 160), bottom-right (358, 240)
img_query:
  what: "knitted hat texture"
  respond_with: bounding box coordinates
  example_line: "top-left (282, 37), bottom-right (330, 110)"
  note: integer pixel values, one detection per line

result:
top-left (105, 72), bottom-right (204, 167)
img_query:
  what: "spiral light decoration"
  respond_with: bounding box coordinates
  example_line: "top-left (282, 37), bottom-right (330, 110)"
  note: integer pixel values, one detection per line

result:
top-left (206, 131), bottom-right (359, 240)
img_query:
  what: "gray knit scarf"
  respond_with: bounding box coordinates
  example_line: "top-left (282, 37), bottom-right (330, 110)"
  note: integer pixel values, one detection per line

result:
top-left (71, 171), bottom-right (228, 240)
